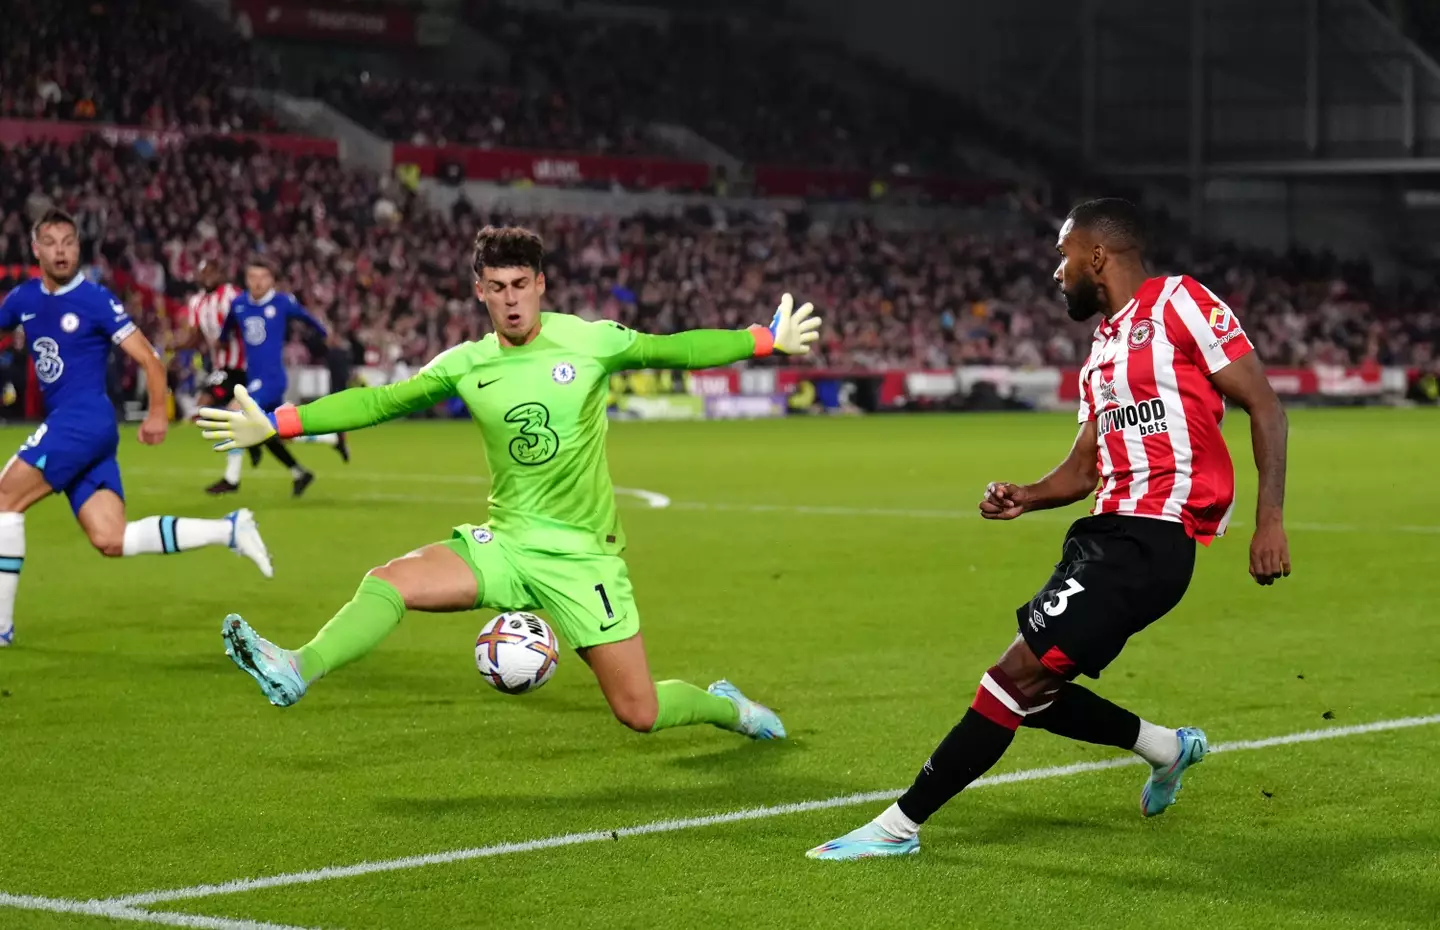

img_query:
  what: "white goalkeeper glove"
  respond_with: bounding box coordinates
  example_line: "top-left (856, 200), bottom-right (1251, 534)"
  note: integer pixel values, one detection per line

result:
top-left (197, 385), bottom-right (278, 451)
top-left (765, 293), bottom-right (821, 356)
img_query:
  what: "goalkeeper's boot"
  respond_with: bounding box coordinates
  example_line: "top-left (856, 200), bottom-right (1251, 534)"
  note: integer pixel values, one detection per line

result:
top-left (1141, 726), bottom-right (1208, 817)
top-left (222, 615), bottom-right (306, 707)
top-left (227, 508), bottom-right (273, 578)
top-left (707, 679), bottom-right (786, 739)
top-left (806, 822), bottom-right (920, 861)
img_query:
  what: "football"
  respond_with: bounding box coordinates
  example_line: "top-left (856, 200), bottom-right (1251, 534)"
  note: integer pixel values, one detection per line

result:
top-left (474, 612), bottom-right (560, 694)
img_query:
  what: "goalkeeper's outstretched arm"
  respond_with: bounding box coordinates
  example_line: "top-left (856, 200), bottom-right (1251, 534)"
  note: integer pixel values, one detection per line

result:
top-left (605, 293), bottom-right (821, 372)
top-left (198, 368), bottom-right (457, 450)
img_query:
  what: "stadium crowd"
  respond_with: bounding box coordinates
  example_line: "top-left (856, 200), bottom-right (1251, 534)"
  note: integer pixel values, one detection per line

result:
top-left (0, 0), bottom-right (275, 133)
top-left (0, 137), bottom-right (1435, 384)
top-left (317, 3), bottom-right (960, 176)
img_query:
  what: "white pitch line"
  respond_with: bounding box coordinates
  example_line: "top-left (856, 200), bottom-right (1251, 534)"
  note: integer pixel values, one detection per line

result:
top-left (0, 892), bottom-right (319, 930)
top-left (102, 714), bottom-right (1440, 908)
top-left (122, 467), bottom-right (1440, 534)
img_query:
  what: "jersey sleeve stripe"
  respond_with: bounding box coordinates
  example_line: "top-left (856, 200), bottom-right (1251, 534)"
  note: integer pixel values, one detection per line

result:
top-left (1166, 280), bottom-right (1236, 375)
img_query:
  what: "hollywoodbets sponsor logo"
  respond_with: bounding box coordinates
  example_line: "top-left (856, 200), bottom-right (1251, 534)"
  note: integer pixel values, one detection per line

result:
top-left (1099, 397), bottom-right (1169, 437)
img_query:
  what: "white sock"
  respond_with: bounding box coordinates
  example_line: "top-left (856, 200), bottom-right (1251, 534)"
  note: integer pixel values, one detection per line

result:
top-left (0, 512), bottom-right (24, 639)
top-left (296, 433), bottom-right (339, 447)
top-left (224, 450), bottom-right (243, 484)
top-left (872, 802), bottom-right (920, 840)
top-left (1133, 720), bottom-right (1181, 768)
top-left (290, 465), bottom-right (308, 480)
top-left (122, 516), bottom-right (234, 556)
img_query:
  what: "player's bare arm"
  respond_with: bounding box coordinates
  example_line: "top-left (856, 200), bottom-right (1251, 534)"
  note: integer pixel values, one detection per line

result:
top-left (980, 420), bottom-right (1100, 520)
top-left (1210, 352), bottom-right (1291, 585)
top-left (118, 330), bottom-right (170, 446)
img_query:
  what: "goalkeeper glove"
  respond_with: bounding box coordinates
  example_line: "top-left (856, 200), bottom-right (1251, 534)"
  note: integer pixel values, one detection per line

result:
top-left (751, 293), bottom-right (821, 357)
top-left (197, 385), bottom-right (289, 451)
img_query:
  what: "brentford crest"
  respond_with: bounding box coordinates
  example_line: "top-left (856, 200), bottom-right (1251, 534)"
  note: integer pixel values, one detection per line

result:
top-left (1127, 319), bottom-right (1155, 349)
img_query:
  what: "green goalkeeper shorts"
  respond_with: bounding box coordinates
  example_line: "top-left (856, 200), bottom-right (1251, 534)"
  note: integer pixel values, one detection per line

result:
top-left (444, 524), bottom-right (640, 650)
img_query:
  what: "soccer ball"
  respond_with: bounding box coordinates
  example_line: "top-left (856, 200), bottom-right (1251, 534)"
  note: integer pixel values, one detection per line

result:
top-left (475, 612), bottom-right (560, 694)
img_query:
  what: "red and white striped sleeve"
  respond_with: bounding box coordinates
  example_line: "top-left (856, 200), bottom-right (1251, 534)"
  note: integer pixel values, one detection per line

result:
top-left (1164, 276), bottom-right (1254, 375)
top-left (1078, 365), bottom-right (1096, 423)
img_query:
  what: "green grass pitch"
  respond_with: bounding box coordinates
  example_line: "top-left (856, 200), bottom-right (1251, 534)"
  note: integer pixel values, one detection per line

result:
top-left (1, 408), bottom-right (1437, 929)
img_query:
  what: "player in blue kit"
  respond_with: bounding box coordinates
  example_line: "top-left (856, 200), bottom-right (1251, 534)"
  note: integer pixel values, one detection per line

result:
top-left (0, 211), bottom-right (273, 647)
top-left (219, 258), bottom-right (343, 498)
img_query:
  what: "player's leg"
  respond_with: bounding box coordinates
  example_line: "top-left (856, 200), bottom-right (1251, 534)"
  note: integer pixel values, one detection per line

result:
top-left (221, 531), bottom-right (487, 706)
top-left (294, 431), bottom-right (349, 464)
top-left (72, 465), bottom-right (273, 576)
top-left (533, 551), bottom-right (783, 738)
top-left (0, 453), bottom-right (58, 646)
top-left (197, 373), bottom-right (246, 495)
top-left (250, 379), bottom-right (314, 496)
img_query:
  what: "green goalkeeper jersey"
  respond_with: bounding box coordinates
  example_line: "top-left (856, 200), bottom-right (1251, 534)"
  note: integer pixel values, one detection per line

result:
top-left (290, 313), bottom-right (761, 556)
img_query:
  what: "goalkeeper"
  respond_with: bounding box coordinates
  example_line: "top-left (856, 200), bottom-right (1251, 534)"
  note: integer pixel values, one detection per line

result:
top-left (198, 226), bottom-right (820, 740)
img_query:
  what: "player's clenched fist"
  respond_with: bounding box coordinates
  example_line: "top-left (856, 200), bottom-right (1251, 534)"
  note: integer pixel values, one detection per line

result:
top-left (979, 482), bottom-right (1028, 520)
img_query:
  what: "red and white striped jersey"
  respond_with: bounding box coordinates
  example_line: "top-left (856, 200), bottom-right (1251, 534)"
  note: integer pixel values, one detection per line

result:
top-left (1077, 275), bottom-right (1254, 543)
top-left (186, 283), bottom-right (244, 370)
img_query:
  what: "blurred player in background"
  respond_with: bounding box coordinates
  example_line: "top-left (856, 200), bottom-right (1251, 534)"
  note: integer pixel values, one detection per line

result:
top-left (182, 258), bottom-right (250, 495)
top-left (199, 226), bottom-right (820, 742)
top-left (809, 198), bottom-right (1291, 860)
top-left (0, 211), bottom-right (272, 647)
top-left (218, 257), bottom-right (346, 498)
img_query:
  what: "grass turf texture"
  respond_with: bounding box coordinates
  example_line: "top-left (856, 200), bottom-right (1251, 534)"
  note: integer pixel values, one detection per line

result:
top-left (0, 408), bottom-right (1436, 929)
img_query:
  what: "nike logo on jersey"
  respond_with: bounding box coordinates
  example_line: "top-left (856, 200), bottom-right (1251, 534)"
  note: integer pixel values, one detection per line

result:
top-left (19, 314), bottom-right (35, 322)
top-left (477, 378), bottom-right (502, 389)
top-left (599, 617), bottom-right (625, 632)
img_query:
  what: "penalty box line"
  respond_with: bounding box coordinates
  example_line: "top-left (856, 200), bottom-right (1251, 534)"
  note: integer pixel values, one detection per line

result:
top-left (99, 713), bottom-right (1440, 909)
top-left (0, 892), bottom-right (319, 930)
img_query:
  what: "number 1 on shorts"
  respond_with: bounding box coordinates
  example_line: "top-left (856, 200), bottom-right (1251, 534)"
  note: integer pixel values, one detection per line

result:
top-left (594, 583), bottom-right (614, 619)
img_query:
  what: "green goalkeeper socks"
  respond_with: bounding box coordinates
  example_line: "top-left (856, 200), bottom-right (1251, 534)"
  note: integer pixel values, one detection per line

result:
top-left (295, 575), bottom-right (407, 682)
top-left (649, 679), bottom-right (741, 732)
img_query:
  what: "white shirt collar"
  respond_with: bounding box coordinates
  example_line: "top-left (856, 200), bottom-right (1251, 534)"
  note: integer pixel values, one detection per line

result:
top-left (248, 289), bottom-right (276, 305)
top-left (40, 275), bottom-right (85, 297)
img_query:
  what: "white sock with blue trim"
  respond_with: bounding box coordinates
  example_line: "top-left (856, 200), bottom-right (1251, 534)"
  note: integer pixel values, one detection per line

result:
top-left (0, 512), bottom-right (24, 643)
top-left (223, 450), bottom-right (243, 485)
top-left (122, 516), bottom-right (234, 556)
top-left (295, 434), bottom-right (338, 447)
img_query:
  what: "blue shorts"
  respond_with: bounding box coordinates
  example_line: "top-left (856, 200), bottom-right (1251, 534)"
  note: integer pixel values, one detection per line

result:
top-left (245, 373), bottom-right (287, 413)
top-left (15, 417), bottom-right (124, 515)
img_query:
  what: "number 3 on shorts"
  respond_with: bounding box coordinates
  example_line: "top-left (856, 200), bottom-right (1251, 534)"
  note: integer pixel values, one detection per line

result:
top-left (1042, 578), bottom-right (1085, 617)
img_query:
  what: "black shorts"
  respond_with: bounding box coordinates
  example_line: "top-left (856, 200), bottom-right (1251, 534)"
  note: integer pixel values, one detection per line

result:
top-left (1017, 514), bottom-right (1195, 680)
top-left (199, 368), bottom-right (246, 405)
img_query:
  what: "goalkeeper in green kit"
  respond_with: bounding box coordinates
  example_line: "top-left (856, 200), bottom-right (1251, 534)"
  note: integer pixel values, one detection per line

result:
top-left (197, 226), bottom-right (819, 740)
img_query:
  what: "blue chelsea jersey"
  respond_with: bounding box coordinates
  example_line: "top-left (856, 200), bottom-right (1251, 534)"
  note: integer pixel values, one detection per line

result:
top-left (222, 289), bottom-right (326, 379)
top-left (0, 276), bottom-right (136, 419)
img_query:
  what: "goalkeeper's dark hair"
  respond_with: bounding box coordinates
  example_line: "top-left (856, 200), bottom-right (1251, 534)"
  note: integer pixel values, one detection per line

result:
top-left (472, 225), bottom-right (545, 278)
top-left (31, 207), bottom-right (77, 241)
top-left (1066, 198), bottom-right (1147, 256)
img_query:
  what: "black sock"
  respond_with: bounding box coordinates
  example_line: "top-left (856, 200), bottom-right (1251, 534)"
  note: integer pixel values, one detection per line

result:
top-left (247, 446), bottom-right (263, 467)
top-left (896, 707), bottom-right (1018, 824)
top-left (264, 436), bottom-right (301, 470)
top-left (1023, 683), bottom-right (1140, 750)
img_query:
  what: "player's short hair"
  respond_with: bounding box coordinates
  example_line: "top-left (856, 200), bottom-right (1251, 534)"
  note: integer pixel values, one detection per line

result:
top-left (31, 208), bottom-right (77, 241)
top-left (1066, 198), bottom-right (1147, 254)
top-left (244, 254), bottom-right (276, 275)
top-left (472, 226), bottom-right (545, 278)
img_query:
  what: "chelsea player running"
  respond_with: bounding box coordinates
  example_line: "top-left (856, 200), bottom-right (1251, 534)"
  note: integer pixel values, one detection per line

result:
top-left (0, 211), bottom-right (272, 647)
top-left (219, 257), bottom-right (342, 498)
top-left (200, 226), bottom-right (819, 740)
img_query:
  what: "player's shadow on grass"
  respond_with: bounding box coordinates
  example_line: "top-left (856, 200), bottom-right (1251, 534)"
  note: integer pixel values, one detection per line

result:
top-left (928, 810), bottom-right (1439, 926)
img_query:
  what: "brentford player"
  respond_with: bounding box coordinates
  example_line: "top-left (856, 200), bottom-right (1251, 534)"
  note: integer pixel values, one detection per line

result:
top-left (185, 259), bottom-right (249, 494)
top-left (809, 198), bottom-right (1291, 860)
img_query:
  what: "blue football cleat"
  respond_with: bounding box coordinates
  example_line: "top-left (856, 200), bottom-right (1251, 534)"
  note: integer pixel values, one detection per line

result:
top-left (222, 614), bottom-right (306, 707)
top-left (1141, 726), bottom-right (1208, 817)
top-left (0, 624), bottom-right (11, 647)
top-left (707, 679), bottom-right (786, 739)
top-left (807, 822), bottom-right (920, 860)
